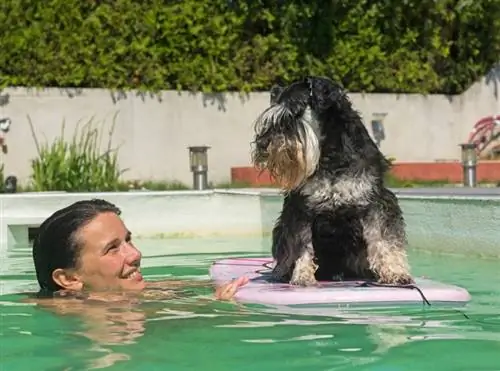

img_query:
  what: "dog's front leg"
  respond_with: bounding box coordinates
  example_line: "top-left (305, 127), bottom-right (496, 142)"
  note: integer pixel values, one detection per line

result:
top-left (290, 240), bottom-right (318, 286)
top-left (272, 202), bottom-right (318, 286)
top-left (361, 209), bottom-right (413, 285)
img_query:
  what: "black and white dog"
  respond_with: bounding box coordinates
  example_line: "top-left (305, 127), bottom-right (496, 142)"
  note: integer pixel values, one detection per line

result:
top-left (251, 76), bottom-right (413, 286)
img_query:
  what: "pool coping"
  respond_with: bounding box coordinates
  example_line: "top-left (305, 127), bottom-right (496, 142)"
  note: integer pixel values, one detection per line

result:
top-left (1, 186), bottom-right (499, 199)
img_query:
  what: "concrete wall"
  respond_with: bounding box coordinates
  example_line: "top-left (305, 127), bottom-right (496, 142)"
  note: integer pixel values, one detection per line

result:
top-left (2, 189), bottom-right (500, 258)
top-left (1, 65), bottom-right (499, 186)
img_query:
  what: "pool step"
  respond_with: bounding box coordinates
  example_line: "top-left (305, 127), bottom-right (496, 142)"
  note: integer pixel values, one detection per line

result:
top-left (1, 217), bottom-right (43, 247)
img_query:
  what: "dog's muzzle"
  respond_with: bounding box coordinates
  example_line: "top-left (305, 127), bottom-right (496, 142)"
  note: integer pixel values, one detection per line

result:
top-left (252, 104), bottom-right (320, 190)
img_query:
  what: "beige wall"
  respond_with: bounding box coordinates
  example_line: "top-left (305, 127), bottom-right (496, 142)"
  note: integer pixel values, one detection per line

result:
top-left (1, 66), bottom-right (499, 186)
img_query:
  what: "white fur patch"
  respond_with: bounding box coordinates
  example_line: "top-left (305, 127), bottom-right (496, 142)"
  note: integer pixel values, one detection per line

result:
top-left (254, 104), bottom-right (291, 136)
top-left (301, 172), bottom-right (375, 208)
top-left (298, 107), bottom-right (321, 180)
top-left (361, 215), bottom-right (411, 284)
top-left (290, 245), bottom-right (318, 286)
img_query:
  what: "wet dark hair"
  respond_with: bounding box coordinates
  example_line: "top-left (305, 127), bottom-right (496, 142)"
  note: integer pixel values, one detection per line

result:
top-left (32, 198), bottom-right (121, 297)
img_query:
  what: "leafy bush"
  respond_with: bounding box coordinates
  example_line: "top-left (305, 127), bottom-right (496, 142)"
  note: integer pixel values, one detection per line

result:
top-left (0, 0), bottom-right (498, 94)
top-left (28, 113), bottom-right (126, 192)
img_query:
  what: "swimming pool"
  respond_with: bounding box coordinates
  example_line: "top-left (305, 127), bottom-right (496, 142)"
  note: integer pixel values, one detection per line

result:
top-left (1, 235), bottom-right (499, 371)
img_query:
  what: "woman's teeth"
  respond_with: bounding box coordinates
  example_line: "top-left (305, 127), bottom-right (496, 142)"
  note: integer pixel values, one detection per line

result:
top-left (125, 270), bottom-right (141, 279)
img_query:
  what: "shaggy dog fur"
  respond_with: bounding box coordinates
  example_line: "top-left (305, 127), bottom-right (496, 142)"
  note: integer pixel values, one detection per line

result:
top-left (251, 76), bottom-right (413, 286)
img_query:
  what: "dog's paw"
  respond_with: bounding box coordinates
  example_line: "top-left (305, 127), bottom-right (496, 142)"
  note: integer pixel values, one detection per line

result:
top-left (377, 272), bottom-right (414, 286)
top-left (395, 274), bottom-right (415, 285)
top-left (289, 275), bottom-right (318, 287)
top-left (289, 248), bottom-right (318, 286)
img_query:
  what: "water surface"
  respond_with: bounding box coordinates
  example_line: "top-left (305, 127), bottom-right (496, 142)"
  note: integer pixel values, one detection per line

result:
top-left (1, 237), bottom-right (498, 370)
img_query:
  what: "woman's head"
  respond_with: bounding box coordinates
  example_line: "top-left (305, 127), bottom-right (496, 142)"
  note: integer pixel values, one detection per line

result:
top-left (33, 199), bottom-right (145, 297)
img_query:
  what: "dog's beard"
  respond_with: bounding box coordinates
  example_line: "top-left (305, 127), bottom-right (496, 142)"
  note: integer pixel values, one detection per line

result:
top-left (252, 105), bottom-right (320, 190)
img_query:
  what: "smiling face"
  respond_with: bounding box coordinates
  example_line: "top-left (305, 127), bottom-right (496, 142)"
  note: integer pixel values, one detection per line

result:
top-left (51, 211), bottom-right (146, 293)
top-left (76, 211), bottom-right (145, 292)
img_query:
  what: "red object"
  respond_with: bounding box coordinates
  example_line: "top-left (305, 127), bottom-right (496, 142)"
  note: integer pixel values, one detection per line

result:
top-left (390, 162), bottom-right (500, 182)
top-left (467, 115), bottom-right (500, 157)
top-left (231, 167), bottom-right (276, 186)
top-left (231, 162), bottom-right (500, 186)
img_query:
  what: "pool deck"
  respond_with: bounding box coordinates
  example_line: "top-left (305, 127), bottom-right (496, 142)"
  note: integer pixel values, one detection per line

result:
top-left (0, 186), bottom-right (499, 198)
top-left (390, 187), bottom-right (500, 199)
top-left (220, 186), bottom-right (500, 200)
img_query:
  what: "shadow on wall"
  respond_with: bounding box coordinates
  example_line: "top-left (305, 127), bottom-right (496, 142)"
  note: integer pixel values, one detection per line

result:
top-left (184, 91), bottom-right (251, 113)
top-left (0, 86), bottom-right (255, 113)
top-left (0, 93), bottom-right (9, 107)
top-left (0, 87), bottom-right (163, 103)
top-left (110, 90), bottom-right (163, 104)
top-left (0, 87), bottom-right (85, 100)
top-left (108, 89), bottom-right (251, 112)
top-left (485, 63), bottom-right (500, 99)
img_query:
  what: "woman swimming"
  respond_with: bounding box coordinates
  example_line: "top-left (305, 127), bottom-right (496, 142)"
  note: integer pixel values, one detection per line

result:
top-left (31, 198), bottom-right (248, 302)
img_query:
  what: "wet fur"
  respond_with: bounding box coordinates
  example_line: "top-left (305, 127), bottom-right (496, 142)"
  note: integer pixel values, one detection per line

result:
top-left (251, 76), bottom-right (413, 286)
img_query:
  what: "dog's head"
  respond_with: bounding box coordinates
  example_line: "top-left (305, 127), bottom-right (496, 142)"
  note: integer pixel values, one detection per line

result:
top-left (251, 76), bottom-right (387, 190)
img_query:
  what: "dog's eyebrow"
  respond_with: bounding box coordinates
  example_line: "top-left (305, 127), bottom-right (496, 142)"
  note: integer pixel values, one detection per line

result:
top-left (270, 85), bottom-right (283, 105)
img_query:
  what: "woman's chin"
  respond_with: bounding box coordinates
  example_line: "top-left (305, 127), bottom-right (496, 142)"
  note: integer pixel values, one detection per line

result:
top-left (119, 271), bottom-right (146, 291)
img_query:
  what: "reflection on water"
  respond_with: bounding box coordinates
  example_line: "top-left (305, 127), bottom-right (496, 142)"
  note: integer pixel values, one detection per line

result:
top-left (1, 238), bottom-right (500, 370)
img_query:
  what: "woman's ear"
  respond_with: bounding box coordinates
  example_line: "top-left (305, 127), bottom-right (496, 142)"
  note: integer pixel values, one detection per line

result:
top-left (52, 268), bottom-right (84, 291)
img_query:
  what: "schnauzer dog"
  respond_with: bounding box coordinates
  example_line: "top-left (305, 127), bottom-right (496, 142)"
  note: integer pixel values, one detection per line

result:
top-left (251, 76), bottom-right (413, 287)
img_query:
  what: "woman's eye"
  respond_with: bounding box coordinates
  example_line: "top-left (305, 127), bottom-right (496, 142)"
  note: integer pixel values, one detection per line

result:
top-left (106, 245), bottom-right (119, 254)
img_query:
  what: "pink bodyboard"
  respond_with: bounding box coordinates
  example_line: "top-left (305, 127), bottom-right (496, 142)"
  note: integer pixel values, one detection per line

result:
top-left (209, 257), bottom-right (471, 306)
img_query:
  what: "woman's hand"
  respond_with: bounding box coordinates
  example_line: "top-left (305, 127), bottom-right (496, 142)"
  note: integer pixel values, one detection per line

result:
top-left (214, 276), bottom-right (249, 301)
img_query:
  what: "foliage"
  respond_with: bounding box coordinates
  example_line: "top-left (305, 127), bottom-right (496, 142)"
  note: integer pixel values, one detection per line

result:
top-left (0, 0), bottom-right (499, 94)
top-left (27, 114), bottom-right (126, 192)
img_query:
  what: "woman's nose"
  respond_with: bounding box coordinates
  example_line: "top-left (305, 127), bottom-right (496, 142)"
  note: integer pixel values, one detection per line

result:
top-left (123, 242), bottom-right (142, 263)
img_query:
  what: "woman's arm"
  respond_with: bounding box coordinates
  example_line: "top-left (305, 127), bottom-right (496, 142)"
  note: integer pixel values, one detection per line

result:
top-left (146, 279), bottom-right (212, 289)
top-left (146, 276), bottom-right (249, 300)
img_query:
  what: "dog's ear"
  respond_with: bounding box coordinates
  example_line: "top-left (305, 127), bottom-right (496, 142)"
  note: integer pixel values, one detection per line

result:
top-left (270, 85), bottom-right (284, 105)
top-left (309, 76), bottom-right (345, 112)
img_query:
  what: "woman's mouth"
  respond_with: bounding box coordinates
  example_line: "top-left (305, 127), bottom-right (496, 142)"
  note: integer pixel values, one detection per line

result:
top-left (123, 269), bottom-right (143, 281)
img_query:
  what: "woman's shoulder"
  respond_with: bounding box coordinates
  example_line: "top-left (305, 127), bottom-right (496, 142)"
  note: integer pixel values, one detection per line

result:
top-left (21, 290), bottom-right (89, 308)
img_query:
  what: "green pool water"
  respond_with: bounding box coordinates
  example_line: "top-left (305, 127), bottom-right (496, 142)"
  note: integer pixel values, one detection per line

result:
top-left (1, 236), bottom-right (499, 370)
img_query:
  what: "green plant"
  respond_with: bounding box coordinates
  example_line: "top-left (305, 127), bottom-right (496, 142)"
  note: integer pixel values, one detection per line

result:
top-left (0, 0), bottom-right (498, 94)
top-left (28, 113), bottom-right (126, 192)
